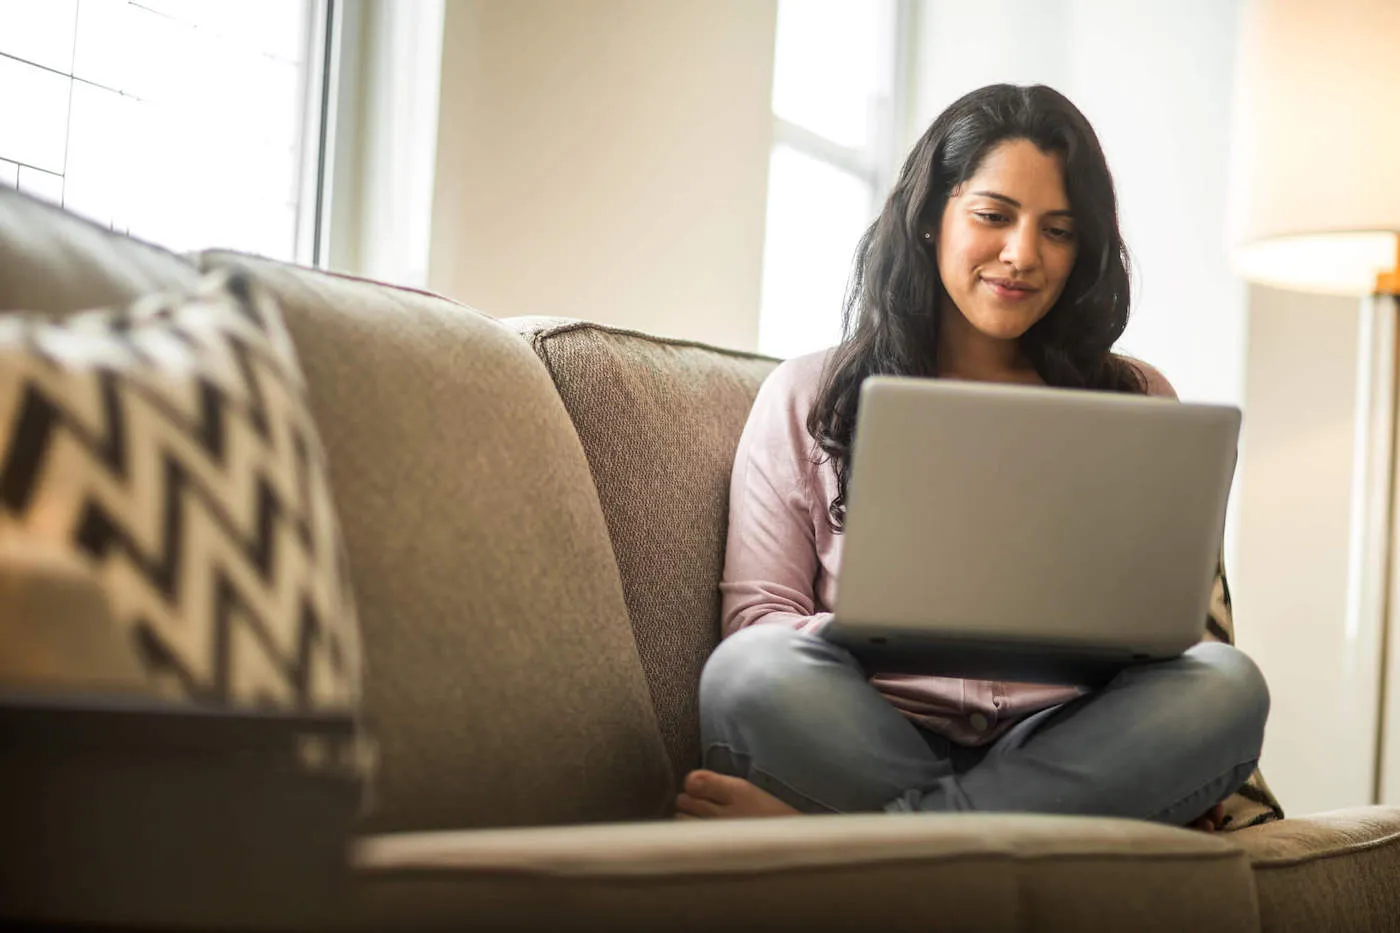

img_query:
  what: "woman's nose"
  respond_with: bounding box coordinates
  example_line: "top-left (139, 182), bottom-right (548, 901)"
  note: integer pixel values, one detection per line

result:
top-left (1000, 222), bottom-right (1041, 272)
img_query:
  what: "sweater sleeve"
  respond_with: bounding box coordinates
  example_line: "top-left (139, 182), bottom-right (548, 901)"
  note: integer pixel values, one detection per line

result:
top-left (718, 362), bottom-right (832, 639)
top-left (1128, 357), bottom-right (1179, 400)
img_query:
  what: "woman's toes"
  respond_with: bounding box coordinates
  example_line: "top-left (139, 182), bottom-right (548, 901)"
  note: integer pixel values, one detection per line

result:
top-left (684, 769), bottom-right (730, 802)
top-left (674, 792), bottom-right (712, 818)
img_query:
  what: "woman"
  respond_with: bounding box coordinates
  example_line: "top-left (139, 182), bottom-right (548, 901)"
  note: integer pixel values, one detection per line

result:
top-left (675, 84), bottom-right (1269, 829)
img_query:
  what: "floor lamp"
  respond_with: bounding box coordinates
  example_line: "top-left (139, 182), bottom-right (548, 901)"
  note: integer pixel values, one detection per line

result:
top-left (1228, 0), bottom-right (1400, 805)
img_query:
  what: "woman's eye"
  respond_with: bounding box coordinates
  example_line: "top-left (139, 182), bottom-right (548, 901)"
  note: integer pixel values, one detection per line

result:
top-left (975, 212), bottom-right (1007, 224)
top-left (1046, 227), bottom-right (1076, 241)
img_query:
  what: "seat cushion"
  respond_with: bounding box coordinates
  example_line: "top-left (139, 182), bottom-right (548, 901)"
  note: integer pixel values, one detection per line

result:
top-left (350, 813), bottom-right (1259, 932)
top-left (505, 318), bottom-right (776, 784)
top-left (0, 188), bottom-right (199, 317)
top-left (1231, 805), bottom-right (1400, 933)
top-left (195, 257), bottom-right (672, 833)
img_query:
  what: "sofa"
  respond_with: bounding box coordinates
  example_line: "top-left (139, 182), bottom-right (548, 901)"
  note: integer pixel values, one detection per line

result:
top-left (1, 185), bottom-right (1398, 932)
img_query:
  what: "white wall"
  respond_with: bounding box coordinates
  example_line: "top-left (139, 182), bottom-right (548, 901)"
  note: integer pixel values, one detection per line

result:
top-left (1233, 286), bottom-right (1363, 815)
top-left (428, 0), bottom-right (777, 350)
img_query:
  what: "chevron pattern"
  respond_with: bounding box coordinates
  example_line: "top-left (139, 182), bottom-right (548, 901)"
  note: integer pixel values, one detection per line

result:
top-left (0, 271), bottom-right (360, 711)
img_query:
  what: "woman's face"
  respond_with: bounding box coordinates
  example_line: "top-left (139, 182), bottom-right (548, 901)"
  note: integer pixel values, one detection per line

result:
top-left (933, 138), bottom-right (1079, 343)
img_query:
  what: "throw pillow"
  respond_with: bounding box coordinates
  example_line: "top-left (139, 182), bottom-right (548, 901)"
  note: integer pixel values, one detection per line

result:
top-left (0, 270), bottom-right (362, 718)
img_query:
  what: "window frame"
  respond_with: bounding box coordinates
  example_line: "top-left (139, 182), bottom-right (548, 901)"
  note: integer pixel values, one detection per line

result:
top-left (756, 0), bottom-right (912, 359)
top-left (0, 0), bottom-right (335, 267)
top-left (768, 0), bottom-right (910, 228)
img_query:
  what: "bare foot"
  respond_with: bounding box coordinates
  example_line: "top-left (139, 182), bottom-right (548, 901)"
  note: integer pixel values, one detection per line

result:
top-left (1187, 804), bottom-right (1226, 833)
top-left (673, 770), bottom-right (802, 820)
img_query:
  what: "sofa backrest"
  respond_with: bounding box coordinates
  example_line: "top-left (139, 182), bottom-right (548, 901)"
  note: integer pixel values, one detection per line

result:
top-left (506, 318), bottom-right (777, 780)
top-left (0, 187), bottom-right (199, 315)
top-left (193, 255), bottom-right (674, 833)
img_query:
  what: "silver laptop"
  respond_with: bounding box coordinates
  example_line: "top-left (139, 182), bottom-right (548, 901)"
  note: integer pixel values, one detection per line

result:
top-left (822, 376), bottom-right (1240, 685)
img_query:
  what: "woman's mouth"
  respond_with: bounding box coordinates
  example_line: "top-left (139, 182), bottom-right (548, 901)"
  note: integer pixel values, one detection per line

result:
top-left (982, 277), bottom-right (1038, 301)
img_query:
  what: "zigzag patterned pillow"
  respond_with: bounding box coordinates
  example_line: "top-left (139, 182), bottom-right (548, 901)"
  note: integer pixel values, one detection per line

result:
top-left (0, 270), bottom-right (361, 713)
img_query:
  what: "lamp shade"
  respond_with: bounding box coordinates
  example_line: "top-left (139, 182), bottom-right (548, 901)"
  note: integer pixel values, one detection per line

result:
top-left (1228, 0), bottom-right (1400, 295)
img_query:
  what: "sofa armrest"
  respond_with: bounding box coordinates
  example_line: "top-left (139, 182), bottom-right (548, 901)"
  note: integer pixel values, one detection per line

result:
top-left (1231, 805), bottom-right (1400, 864)
top-left (0, 694), bottom-right (363, 931)
top-left (1229, 805), bottom-right (1400, 933)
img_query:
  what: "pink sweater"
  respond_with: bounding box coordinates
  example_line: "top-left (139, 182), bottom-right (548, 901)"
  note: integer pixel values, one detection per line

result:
top-left (719, 350), bottom-right (1177, 746)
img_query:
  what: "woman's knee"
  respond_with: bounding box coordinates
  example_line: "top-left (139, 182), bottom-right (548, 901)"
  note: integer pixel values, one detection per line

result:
top-left (699, 625), bottom-right (848, 731)
top-left (1183, 641), bottom-right (1271, 748)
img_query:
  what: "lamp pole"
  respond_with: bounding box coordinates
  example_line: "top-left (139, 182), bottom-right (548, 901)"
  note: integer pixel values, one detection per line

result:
top-left (1372, 255), bottom-right (1400, 803)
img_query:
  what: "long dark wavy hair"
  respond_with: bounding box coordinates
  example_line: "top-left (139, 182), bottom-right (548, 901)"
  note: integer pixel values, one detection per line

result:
top-left (808, 83), bottom-right (1146, 532)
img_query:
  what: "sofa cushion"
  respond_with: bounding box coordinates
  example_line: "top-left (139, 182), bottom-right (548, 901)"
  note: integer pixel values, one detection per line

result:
top-left (505, 318), bottom-right (776, 783)
top-left (0, 188), bottom-right (199, 317)
top-left (1232, 804), bottom-right (1400, 933)
top-left (195, 256), bottom-right (672, 833)
top-left (350, 814), bottom-right (1260, 932)
top-left (0, 270), bottom-right (362, 715)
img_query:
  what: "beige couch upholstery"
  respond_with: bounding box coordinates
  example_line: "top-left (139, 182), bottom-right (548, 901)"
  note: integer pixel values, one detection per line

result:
top-left (3, 186), bottom-right (1400, 932)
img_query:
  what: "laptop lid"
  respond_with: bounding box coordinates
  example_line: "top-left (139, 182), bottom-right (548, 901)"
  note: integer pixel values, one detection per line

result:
top-left (834, 377), bottom-right (1240, 655)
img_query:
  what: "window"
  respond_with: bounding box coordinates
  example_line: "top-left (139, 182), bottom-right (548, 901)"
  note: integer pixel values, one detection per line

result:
top-left (0, 0), bottom-right (328, 263)
top-left (758, 0), bottom-right (903, 359)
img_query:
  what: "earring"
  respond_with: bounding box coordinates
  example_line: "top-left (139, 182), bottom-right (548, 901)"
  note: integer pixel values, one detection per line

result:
top-left (922, 232), bottom-right (932, 240)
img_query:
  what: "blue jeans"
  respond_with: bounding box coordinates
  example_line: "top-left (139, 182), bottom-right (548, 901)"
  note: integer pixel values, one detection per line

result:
top-left (698, 625), bottom-right (1269, 825)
